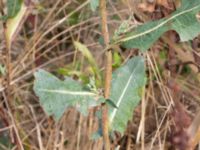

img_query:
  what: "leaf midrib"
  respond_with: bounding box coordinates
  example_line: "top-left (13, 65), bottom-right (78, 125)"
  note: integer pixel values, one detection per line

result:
top-left (115, 3), bottom-right (200, 43)
top-left (109, 60), bottom-right (140, 125)
top-left (39, 89), bottom-right (97, 96)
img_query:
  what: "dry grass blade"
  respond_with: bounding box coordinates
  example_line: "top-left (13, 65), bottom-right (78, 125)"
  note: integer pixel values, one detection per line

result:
top-left (0, 0), bottom-right (200, 150)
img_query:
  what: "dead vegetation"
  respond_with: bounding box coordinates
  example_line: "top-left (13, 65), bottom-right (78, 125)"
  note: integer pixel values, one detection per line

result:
top-left (0, 0), bottom-right (200, 150)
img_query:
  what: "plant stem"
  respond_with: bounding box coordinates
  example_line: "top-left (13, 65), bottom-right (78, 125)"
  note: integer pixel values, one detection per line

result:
top-left (100, 0), bottom-right (112, 149)
top-left (4, 24), bottom-right (12, 111)
top-left (4, 21), bottom-right (24, 150)
top-left (0, 0), bottom-right (5, 16)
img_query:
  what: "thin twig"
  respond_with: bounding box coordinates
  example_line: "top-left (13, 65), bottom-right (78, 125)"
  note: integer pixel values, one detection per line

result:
top-left (0, 52), bottom-right (74, 92)
top-left (3, 22), bottom-right (12, 108)
top-left (0, 0), bottom-right (5, 16)
top-left (2, 92), bottom-right (24, 150)
top-left (29, 106), bottom-right (44, 150)
top-left (4, 27), bottom-right (19, 149)
top-left (100, 0), bottom-right (112, 149)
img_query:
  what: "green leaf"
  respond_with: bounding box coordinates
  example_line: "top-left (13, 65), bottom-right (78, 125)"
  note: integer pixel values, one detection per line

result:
top-left (113, 0), bottom-right (200, 51)
top-left (0, 64), bottom-right (6, 76)
top-left (74, 41), bottom-right (102, 85)
top-left (34, 70), bottom-right (102, 121)
top-left (0, 124), bottom-right (13, 149)
top-left (1, 0), bottom-right (23, 20)
top-left (74, 41), bottom-right (99, 72)
top-left (5, 1), bottom-right (29, 48)
top-left (112, 52), bottom-right (122, 68)
top-left (113, 19), bottom-right (131, 40)
top-left (68, 12), bottom-right (79, 25)
top-left (109, 56), bottom-right (146, 133)
top-left (90, 0), bottom-right (99, 12)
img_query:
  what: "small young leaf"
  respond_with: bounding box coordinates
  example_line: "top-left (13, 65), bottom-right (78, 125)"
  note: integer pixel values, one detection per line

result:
top-left (90, 0), bottom-right (99, 12)
top-left (74, 41), bottom-right (102, 84)
top-left (109, 56), bottom-right (146, 133)
top-left (112, 52), bottom-right (122, 68)
top-left (113, 19), bottom-right (131, 40)
top-left (0, 64), bottom-right (6, 76)
top-left (114, 0), bottom-right (200, 51)
top-left (74, 41), bottom-right (98, 70)
top-left (34, 70), bottom-right (102, 121)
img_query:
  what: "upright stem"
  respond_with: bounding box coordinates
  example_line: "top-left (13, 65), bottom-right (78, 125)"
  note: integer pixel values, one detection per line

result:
top-left (4, 23), bottom-right (24, 150)
top-left (4, 24), bottom-right (12, 109)
top-left (100, 0), bottom-right (112, 149)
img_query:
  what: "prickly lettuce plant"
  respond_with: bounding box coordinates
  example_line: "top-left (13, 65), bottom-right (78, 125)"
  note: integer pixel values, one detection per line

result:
top-left (33, 0), bottom-right (200, 139)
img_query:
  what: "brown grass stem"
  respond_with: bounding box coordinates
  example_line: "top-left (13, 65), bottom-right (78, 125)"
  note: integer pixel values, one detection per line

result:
top-left (100, 0), bottom-right (112, 149)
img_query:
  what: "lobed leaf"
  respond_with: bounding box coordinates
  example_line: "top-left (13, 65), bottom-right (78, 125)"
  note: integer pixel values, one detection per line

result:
top-left (109, 56), bottom-right (146, 133)
top-left (34, 70), bottom-right (102, 121)
top-left (113, 0), bottom-right (200, 51)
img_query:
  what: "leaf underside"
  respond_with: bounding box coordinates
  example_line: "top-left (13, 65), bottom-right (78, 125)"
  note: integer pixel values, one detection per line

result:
top-left (109, 56), bottom-right (146, 133)
top-left (114, 0), bottom-right (200, 51)
top-left (34, 70), bottom-right (102, 121)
